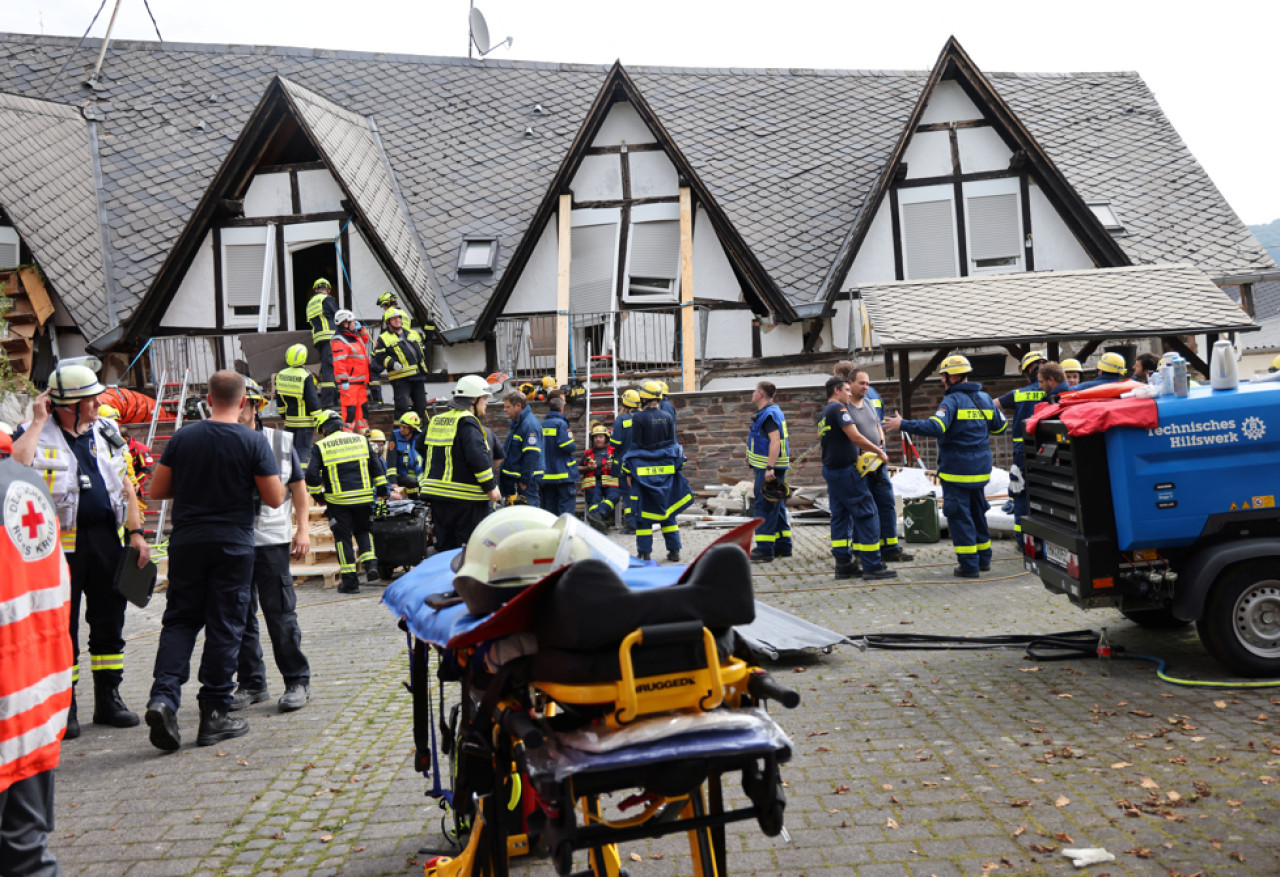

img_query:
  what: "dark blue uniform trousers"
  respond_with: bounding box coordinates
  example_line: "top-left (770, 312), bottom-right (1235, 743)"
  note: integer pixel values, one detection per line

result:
top-left (751, 468), bottom-right (792, 557)
top-left (585, 483), bottom-right (621, 519)
top-left (0, 770), bottom-right (59, 877)
top-left (237, 543), bottom-right (310, 691)
top-left (150, 541), bottom-right (254, 714)
top-left (942, 482), bottom-right (992, 574)
top-left (636, 517), bottom-right (681, 555)
top-left (316, 339), bottom-right (337, 409)
top-left (540, 482), bottom-right (576, 516)
top-left (822, 465), bottom-right (885, 570)
top-left (866, 467), bottom-right (901, 554)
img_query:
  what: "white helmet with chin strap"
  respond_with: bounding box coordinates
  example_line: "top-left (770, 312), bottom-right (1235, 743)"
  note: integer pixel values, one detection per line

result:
top-left (48, 357), bottom-right (105, 405)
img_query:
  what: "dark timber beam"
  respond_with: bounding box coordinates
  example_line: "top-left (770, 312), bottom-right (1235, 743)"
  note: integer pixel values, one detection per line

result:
top-left (1072, 338), bottom-right (1104, 363)
top-left (1162, 336), bottom-right (1209, 378)
top-left (898, 348), bottom-right (950, 419)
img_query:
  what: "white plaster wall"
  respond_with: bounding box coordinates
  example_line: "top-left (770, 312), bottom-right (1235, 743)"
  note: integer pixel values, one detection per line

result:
top-left (692, 210), bottom-right (741, 303)
top-left (902, 130), bottom-right (952, 179)
top-left (591, 102), bottom-right (656, 147)
top-left (349, 225), bottom-right (397, 321)
top-left (759, 321), bottom-right (806, 357)
top-left (831, 299), bottom-right (853, 352)
top-left (506, 221), bottom-right (558, 314)
top-left (629, 151), bottom-right (678, 198)
top-left (919, 81), bottom-right (983, 124)
top-left (440, 340), bottom-right (487, 373)
top-left (958, 127), bottom-right (1012, 174)
top-left (298, 169), bottom-right (345, 214)
top-left (161, 231), bottom-right (215, 327)
top-left (571, 154), bottom-right (623, 201)
top-left (845, 199), bottom-right (897, 286)
top-left (703, 310), bottom-right (754, 358)
top-left (1028, 183), bottom-right (1096, 271)
top-left (243, 172), bottom-right (292, 218)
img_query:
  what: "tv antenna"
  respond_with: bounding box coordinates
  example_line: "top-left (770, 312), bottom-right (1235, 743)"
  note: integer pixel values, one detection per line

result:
top-left (469, 3), bottom-right (512, 59)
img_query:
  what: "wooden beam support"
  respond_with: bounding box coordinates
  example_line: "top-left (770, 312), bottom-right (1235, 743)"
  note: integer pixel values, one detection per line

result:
top-left (1047, 341), bottom-right (1060, 362)
top-left (1001, 343), bottom-right (1028, 365)
top-left (898, 350), bottom-right (912, 419)
top-left (1162, 335), bottom-right (1209, 378)
top-left (908, 349), bottom-right (950, 399)
top-left (916, 119), bottom-right (991, 133)
top-left (1072, 338), bottom-right (1103, 363)
top-left (884, 348), bottom-right (895, 379)
top-left (679, 187), bottom-right (696, 392)
top-left (1240, 282), bottom-right (1256, 319)
top-left (556, 194), bottom-right (571, 386)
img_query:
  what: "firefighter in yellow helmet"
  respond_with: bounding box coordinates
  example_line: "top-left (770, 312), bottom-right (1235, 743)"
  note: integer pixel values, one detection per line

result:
top-left (305, 277), bottom-right (339, 408)
top-left (1072, 352), bottom-right (1128, 392)
top-left (373, 308), bottom-right (430, 424)
top-left (11, 360), bottom-right (150, 738)
top-left (418, 376), bottom-right (502, 550)
top-left (1060, 359), bottom-right (1083, 387)
top-left (581, 423), bottom-right (620, 528)
top-left (627, 380), bottom-right (691, 562)
top-left (885, 355), bottom-right (1006, 579)
top-left (611, 388), bottom-right (643, 533)
top-left (995, 350), bottom-right (1047, 536)
top-left (656, 379), bottom-right (677, 428)
top-left (274, 343), bottom-right (322, 464)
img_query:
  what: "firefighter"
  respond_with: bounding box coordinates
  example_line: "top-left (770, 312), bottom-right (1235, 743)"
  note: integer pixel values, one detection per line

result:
top-left (12, 361), bottom-right (150, 738)
top-left (819, 376), bottom-right (896, 580)
top-left (885, 355), bottom-right (1007, 578)
top-left (746, 380), bottom-right (792, 562)
top-left (996, 350), bottom-right (1047, 536)
top-left (331, 309), bottom-right (372, 433)
top-left (376, 291), bottom-right (399, 325)
top-left (626, 381), bottom-right (691, 562)
top-left (373, 308), bottom-right (429, 423)
top-left (582, 424), bottom-right (620, 528)
top-left (418, 376), bottom-right (502, 551)
top-left (1072, 352), bottom-right (1128, 391)
top-left (611, 389), bottom-right (641, 533)
top-left (275, 343), bottom-right (322, 465)
top-left (305, 411), bottom-right (388, 594)
top-left (500, 391), bottom-right (543, 507)
top-left (387, 412), bottom-right (425, 498)
top-left (0, 431), bottom-right (71, 876)
top-left (367, 429), bottom-right (387, 460)
top-left (656, 379), bottom-right (678, 429)
top-left (1061, 358), bottom-right (1083, 387)
top-left (539, 393), bottom-right (578, 516)
top-left (305, 277), bottom-right (339, 409)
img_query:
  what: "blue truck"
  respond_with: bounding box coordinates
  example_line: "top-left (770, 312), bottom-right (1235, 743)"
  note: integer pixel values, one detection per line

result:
top-left (1021, 381), bottom-right (1280, 676)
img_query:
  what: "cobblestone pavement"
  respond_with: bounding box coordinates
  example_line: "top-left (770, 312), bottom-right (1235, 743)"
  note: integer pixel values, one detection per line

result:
top-left (52, 525), bottom-right (1280, 876)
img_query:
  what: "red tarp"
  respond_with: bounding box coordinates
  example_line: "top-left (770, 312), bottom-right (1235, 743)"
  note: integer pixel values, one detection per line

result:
top-left (1025, 396), bottom-right (1159, 438)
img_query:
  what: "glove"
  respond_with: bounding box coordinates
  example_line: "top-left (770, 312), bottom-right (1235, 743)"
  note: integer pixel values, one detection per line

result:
top-left (1009, 464), bottom-right (1024, 496)
top-left (375, 499), bottom-right (389, 517)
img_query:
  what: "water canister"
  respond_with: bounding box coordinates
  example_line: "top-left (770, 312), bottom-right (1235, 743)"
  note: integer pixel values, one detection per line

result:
top-left (903, 496), bottom-right (940, 543)
top-left (1209, 339), bottom-right (1239, 391)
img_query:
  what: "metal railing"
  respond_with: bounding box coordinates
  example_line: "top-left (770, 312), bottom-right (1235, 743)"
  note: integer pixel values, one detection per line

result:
top-left (496, 306), bottom-right (707, 386)
top-left (899, 430), bottom-right (1016, 476)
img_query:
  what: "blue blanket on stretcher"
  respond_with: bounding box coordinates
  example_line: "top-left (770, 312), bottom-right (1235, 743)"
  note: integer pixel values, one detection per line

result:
top-left (382, 548), bottom-right (682, 647)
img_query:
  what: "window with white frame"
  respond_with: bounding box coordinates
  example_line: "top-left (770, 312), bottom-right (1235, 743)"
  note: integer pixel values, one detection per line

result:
top-left (458, 237), bottom-right (499, 273)
top-left (962, 178), bottom-right (1023, 275)
top-left (569, 208), bottom-right (620, 315)
top-left (0, 226), bottom-right (19, 270)
top-left (220, 226), bottom-right (279, 326)
top-left (624, 203), bottom-right (681, 303)
top-left (1087, 200), bottom-right (1125, 234)
top-left (898, 185), bottom-right (959, 280)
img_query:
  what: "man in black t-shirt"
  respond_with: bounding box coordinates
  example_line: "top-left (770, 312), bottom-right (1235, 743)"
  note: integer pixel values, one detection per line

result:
top-left (144, 371), bottom-right (285, 751)
top-left (819, 377), bottom-right (895, 581)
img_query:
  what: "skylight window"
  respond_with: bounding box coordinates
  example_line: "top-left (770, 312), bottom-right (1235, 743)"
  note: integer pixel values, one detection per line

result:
top-left (458, 236), bottom-right (498, 273)
top-left (1087, 201), bottom-right (1125, 234)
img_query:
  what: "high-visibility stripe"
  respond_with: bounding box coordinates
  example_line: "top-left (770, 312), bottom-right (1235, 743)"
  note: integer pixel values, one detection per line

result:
top-left (1012, 437), bottom-right (1023, 443)
top-left (755, 534), bottom-right (778, 542)
top-left (882, 537), bottom-right (899, 546)
top-left (89, 654), bottom-right (123, 672)
top-left (661, 525), bottom-right (679, 533)
top-left (954, 545), bottom-right (978, 554)
top-left (635, 465), bottom-right (675, 476)
top-left (930, 416), bottom-right (946, 432)
top-left (746, 452), bottom-right (791, 468)
top-left (955, 408), bottom-right (994, 421)
top-left (1013, 390), bottom-right (1045, 403)
top-left (559, 439), bottom-right (574, 448)
top-left (0, 669), bottom-right (72, 723)
top-left (522, 445), bottom-right (542, 454)
top-left (0, 711), bottom-right (66, 771)
top-left (421, 479), bottom-right (489, 501)
top-left (991, 422), bottom-right (1008, 434)
top-left (976, 541), bottom-right (991, 551)
top-left (357, 549), bottom-right (377, 563)
top-left (852, 542), bottom-right (881, 552)
top-left (542, 473), bottom-right (570, 481)
top-left (938, 472), bottom-right (989, 483)
top-left (831, 539), bottom-right (850, 548)
top-left (0, 584), bottom-right (69, 629)
top-left (640, 494), bottom-right (692, 520)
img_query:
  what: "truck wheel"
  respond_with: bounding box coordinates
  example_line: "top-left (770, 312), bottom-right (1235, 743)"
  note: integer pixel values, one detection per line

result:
top-left (1196, 561), bottom-right (1280, 677)
top-left (1119, 606), bottom-right (1191, 629)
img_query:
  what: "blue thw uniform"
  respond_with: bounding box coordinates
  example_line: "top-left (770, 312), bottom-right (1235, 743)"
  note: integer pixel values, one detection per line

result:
top-left (996, 380), bottom-right (1045, 533)
top-left (611, 408), bottom-right (638, 528)
top-left (501, 405), bottom-right (543, 506)
top-left (747, 403), bottom-right (792, 558)
top-left (625, 406), bottom-right (692, 559)
top-left (856, 386), bottom-right (905, 557)
top-left (819, 400), bottom-right (880, 570)
top-left (865, 385), bottom-right (885, 421)
top-left (897, 381), bottom-right (1006, 574)
top-left (660, 398), bottom-right (678, 430)
top-left (387, 429), bottom-right (424, 497)
top-left (1071, 371), bottom-right (1124, 393)
top-left (539, 409), bottom-right (579, 516)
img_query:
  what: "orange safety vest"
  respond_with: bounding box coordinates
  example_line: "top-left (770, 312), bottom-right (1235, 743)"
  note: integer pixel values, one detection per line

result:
top-left (0, 451), bottom-right (72, 794)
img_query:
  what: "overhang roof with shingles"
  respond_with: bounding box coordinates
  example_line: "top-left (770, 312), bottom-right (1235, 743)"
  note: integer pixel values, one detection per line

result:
top-left (0, 92), bottom-right (111, 338)
top-left (278, 78), bottom-right (451, 327)
top-left (861, 264), bottom-right (1258, 349)
top-left (0, 33), bottom-right (1270, 343)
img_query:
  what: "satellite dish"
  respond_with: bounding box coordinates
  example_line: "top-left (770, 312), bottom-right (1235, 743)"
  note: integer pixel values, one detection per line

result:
top-left (470, 7), bottom-right (491, 56)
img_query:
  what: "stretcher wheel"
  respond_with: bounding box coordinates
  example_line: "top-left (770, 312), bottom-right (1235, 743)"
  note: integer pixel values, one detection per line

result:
top-left (554, 839), bottom-right (575, 876)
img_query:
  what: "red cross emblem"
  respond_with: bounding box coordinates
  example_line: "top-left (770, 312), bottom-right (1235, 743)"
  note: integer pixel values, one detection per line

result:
top-left (21, 500), bottom-right (45, 539)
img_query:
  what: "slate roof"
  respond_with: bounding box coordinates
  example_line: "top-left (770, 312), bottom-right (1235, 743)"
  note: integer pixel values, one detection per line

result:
top-left (0, 92), bottom-right (111, 338)
top-left (861, 264), bottom-right (1258, 349)
top-left (278, 78), bottom-right (451, 326)
top-left (0, 33), bottom-right (1271, 344)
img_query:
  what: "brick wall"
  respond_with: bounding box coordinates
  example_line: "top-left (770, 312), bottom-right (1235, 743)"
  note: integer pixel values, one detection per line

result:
top-left (470, 374), bottom-right (1027, 490)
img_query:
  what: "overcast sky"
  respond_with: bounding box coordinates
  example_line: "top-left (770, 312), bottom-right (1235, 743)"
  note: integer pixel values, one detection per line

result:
top-left (5, 0), bottom-right (1279, 225)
